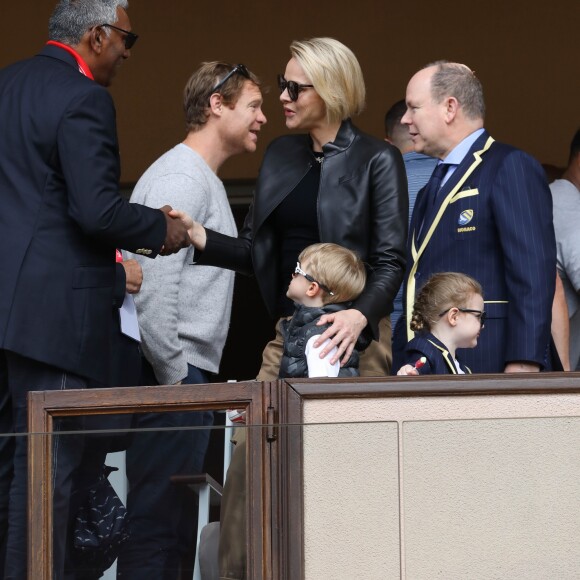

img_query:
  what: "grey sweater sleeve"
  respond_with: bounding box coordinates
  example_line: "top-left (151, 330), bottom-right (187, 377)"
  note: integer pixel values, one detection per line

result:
top-left (131, 171), bottom-right (208, 384)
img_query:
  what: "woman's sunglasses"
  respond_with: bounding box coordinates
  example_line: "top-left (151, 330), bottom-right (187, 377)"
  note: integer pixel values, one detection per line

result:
top-left (277, 75), bottom-right (314, 102)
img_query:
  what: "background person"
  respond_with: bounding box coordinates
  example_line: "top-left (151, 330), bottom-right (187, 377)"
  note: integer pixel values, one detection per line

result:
top-left (384, 98), bottom-right (437, 330)
top-left (190, 37), bottom-right (408, 380)
top-left (117, 62), bottom-right (266, 579)
top-left (552, 275), bottom-right (570, 371)
top-left (551, 129), bottom-right (580, 370)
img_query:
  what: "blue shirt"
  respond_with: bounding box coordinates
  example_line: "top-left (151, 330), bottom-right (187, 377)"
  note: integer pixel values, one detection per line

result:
top-left (440, 128), bottom-right (485, 187)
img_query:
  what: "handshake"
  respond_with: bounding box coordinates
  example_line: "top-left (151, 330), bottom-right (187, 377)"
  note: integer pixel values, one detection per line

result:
top-left (158, 205), bottom-right (206, 256)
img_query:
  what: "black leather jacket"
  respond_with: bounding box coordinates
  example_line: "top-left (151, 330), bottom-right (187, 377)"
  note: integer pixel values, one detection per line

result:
top-left (197, 119), bottom-right (408, 339)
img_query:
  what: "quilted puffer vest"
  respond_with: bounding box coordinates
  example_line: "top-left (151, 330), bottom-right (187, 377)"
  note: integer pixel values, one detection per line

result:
top-left (278, 302), bottom-right (369, 378)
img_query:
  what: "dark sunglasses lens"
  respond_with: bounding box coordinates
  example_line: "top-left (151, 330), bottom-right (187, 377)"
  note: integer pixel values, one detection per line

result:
top-left (287, 81), bottom-right (299, 101)
top-left (237, 64), bottom-right (250, 79)
top-left (124, 33), bottom-right (137, 49)
top-left (480, 312), bottom-right (487, 326)
top-left (277, 76), bottom-right (299, 101)
top-left (277, 75), bottom-right (286, 92)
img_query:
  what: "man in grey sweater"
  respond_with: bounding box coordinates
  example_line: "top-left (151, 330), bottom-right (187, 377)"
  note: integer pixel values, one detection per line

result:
top-left (117, 62), bottom-right (266, 578)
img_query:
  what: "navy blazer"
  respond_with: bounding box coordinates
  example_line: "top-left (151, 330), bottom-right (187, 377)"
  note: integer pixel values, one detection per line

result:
top-left (0, 45), bottom-right (165, 383)
top-left (396, 131), bottom-right (556, 373)
top-left (402, 333), bottom-right (471, 375)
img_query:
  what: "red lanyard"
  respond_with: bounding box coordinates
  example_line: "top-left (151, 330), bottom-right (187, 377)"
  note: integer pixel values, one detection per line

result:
top-left (46, 41), bottom-right (94, 80)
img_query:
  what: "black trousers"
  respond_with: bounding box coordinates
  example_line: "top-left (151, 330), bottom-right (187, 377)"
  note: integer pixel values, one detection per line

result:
top-left (116, 360), bottom-right (214, 579)
top-left (0, 349), bottom-right (95, 580)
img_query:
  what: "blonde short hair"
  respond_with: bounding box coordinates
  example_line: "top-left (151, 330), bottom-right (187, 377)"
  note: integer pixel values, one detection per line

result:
top-left (298, 243), bottom-right (366, 305)
top-left (290, 38), bottom-right (366, 125)
top-left (410, 272), bottom-right (483, 332)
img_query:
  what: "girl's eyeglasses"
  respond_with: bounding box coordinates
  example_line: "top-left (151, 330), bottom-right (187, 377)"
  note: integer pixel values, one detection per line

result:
top-left (439, 307), bottom-right (487, 327)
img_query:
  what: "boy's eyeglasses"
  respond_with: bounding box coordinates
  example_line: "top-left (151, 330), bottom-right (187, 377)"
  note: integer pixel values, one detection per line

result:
top-left (277, 75), bottom-right (314, 102)
top-left (439, 307), bottom-right (487, 327)
top-left (293, 262), bottom-right (334, 296)
top-left (100, 23), bottom-right (139, 49)
top-left (210, 64), bottom-right (250, 96)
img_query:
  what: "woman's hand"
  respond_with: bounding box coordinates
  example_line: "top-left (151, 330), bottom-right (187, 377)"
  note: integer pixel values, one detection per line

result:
top-left (313, 309), bottom-right (367, 366)
top-left (168, 209), bottom-right (207, 250)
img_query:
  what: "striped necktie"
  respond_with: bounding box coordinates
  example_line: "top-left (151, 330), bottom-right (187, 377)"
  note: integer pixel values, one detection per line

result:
top-left (426, 162), bottom-right (450, 206)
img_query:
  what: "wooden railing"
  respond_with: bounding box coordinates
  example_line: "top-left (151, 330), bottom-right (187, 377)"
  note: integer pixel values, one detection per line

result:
top-left (27, 374), bottom-right (580, 579)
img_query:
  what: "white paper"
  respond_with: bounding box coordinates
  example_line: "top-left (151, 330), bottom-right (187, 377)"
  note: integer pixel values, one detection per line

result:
top-left (119, 293), bottom-right (141, 342)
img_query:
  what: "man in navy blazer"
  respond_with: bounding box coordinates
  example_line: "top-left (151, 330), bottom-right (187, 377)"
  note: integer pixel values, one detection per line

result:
top-left (0, 1), bottom-right (192, 576)
top-left (392, 61), bottom-right (556, 374)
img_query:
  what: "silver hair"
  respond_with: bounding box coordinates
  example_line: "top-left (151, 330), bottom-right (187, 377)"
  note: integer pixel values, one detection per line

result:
top-left (424, 60), bottom-right (485, 121)
top-left (48, 0), bottom-right (129, 45)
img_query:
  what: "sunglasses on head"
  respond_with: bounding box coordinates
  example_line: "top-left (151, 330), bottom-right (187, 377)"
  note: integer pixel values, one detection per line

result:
top-left (209, 64), bottom-right (250, 96)
top-left (277, 74), bottom-right (314, 102)
top-left (100, 23), bottom-right (138, 50)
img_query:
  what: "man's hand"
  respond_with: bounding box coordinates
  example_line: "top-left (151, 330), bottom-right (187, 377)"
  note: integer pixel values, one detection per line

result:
top-left (313, 309), bottom-right (368, 366)
top-left (122, 259), bottom-right (143, 294)
top-left (504, 362), bottom-right (540, 373)
top-left (159, 205), bottom-right (191, 255)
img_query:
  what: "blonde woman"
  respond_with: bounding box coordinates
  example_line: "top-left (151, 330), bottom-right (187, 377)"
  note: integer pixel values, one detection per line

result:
top-left (190, 37), bottom-right (408, 378)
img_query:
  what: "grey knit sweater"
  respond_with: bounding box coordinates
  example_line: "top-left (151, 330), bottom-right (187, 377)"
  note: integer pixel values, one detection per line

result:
top-left (129, 144), bottom-right (237, 384)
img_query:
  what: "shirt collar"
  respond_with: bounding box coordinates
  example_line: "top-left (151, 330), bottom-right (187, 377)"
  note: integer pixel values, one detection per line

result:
top-left (442, 128), bottom-right (485, 166)
top-left (45, 41), bottom-right (94, 80)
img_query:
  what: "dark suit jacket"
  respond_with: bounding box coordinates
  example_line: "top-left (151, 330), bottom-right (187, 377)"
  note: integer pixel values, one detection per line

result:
top-left (396, 131), bottom-right (556, 373)
top-left (0, 44), bottom-right (165, 383)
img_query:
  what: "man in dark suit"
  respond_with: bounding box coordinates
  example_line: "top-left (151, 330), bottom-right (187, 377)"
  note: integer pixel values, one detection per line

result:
top-left (0, 1), bottom-right (191, 577)
top-left (392, 61), bottom-right (556, 374)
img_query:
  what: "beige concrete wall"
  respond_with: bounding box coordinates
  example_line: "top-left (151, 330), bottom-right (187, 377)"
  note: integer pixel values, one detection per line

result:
top-left (301, 395), bottom-right (580, 579)
top-left (303, 422), bottom-right (401, 579)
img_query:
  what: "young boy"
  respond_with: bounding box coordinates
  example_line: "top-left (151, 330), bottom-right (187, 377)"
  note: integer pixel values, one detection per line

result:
top-left (279, 243), bottom-right (368, 378)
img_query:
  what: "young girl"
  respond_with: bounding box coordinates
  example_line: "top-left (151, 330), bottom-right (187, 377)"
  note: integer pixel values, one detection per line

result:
top-left (397, 272), bottom-right (486, 375)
